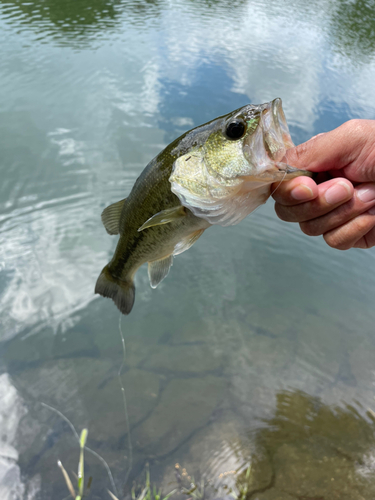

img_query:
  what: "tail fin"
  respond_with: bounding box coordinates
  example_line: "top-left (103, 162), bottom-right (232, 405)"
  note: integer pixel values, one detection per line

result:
top-left (95, 265), bottom-right (135, 315)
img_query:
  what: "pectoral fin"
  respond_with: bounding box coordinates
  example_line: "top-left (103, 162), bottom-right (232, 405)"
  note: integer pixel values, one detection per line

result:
top-left (101, 198), bottom-right (127, 235)
top-left (148, 255), bottom-right (173, 288)
top-left (173, 229), bottom-right (205, 256)
top-left (138, 206), bottom-right (186, 232)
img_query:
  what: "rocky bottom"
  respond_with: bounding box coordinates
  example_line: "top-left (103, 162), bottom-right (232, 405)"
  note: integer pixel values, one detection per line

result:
top-left (2, 299), bottom-right (375, 500)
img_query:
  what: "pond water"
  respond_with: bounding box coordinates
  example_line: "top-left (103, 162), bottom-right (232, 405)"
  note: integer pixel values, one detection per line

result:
top-left (1, 0), bottom-right (375, 499)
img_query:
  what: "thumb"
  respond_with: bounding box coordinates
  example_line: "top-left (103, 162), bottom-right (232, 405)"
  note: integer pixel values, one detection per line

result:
top-left (285, 120), bottom-right (371, 177)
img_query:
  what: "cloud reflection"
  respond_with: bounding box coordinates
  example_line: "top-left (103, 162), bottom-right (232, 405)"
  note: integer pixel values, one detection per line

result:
top-left (2, 0), bottom-right (375, 341)
top-left (0, 373), bottom-right (31, 500)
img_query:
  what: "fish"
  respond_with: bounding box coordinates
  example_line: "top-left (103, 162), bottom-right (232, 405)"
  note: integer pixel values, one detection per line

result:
top-left (95, 98), bottom-right (312, 315)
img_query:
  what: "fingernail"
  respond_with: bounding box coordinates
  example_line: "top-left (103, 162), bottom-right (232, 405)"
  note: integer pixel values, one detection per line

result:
top-left (291, 185), bottom-right (314, 201)
top-left (368, 206), bottom-right (375, 215)
top-left (325, 181), bottom-right (352, 205)
top-left (357, 185), bottom-right (375, 203)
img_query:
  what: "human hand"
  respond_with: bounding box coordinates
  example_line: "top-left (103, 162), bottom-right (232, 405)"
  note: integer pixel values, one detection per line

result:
top-left (272, 120), bottom-right (375, 249)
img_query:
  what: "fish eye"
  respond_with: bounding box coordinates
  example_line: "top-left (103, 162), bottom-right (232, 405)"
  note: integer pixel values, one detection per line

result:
top-left (225, 119), bottom-right (246, 140)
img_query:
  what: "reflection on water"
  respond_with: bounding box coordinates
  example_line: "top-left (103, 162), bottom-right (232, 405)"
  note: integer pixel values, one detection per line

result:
top-left (1, 0), bottom-right (375, 498)
top-left (4, 329), bottom-right (375, 499)
top-left (0, 0), bottom-right (164, 45)
top-left (234, 390), bottom-right (375, 499)
top-left (330, 0), bottom-right (375, 63)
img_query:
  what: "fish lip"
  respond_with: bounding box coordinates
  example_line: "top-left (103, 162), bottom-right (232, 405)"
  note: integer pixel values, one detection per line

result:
top-left (271, 98), bottom-right (294, 149)
top-left (240, 98), bottom-right (295, 179)
top-left (263, 97), bottom-right (294, 159)
top-left (238, 164), bottom-right (313, 183)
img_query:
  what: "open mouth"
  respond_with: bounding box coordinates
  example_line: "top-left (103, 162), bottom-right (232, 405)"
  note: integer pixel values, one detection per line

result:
top-left (241, 98), bottom-right (299, 180)
top-left (260, 98), bottom-right (294, 162)
top-left (169, 98), bottom-right (311, 226)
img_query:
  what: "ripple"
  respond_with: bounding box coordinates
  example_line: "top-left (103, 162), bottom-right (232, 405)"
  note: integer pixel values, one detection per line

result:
top-left (0, 192), bottom-right (109, 341)
top-left (1, 0), bottom-right (375, 497)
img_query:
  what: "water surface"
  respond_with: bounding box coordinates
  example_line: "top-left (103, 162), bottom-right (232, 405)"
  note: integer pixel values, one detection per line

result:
top-left (1, 0), bottom-right (375, 499)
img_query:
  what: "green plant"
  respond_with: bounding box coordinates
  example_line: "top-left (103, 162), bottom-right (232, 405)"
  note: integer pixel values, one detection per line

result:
top-left (235, 465), bottom-right (251, 500)
top-left (127, 465), bottom-right (177, 500)
top-left (58, 428), bottom-right (91, 500)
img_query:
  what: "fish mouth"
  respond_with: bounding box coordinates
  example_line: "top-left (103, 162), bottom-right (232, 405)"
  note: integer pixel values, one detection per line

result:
top-left (242, 98), bottom-right (310, 181)
top-left (264, 97), bottom-right (294, 160)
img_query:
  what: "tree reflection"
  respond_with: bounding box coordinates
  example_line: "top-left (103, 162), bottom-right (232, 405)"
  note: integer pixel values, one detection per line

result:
top-left (2, 0), bottom-right (375, 62)
top-left (237, 390), bottom-right (375, 498)
top-left (0, 0), bottom-right (163, 44)
top-left (330, 0), bottom-right (375, 62)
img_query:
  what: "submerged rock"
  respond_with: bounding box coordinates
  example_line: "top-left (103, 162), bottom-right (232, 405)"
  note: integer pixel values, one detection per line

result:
top-left (234, 389), bottom-right (375, 500)
top-left (144, 344), bottom-right (223, 374)
top-left (133, 375), bottom-right (224, 457)
top-left (252, 490), bottom-right (295, 500)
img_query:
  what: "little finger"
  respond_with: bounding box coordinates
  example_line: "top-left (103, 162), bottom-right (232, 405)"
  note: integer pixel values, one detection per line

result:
top-left (323, 208), bottom-right (375, 250)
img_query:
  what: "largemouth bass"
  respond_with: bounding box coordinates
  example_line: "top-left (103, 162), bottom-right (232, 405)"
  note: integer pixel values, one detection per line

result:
top-left (95, 98), bottom-right (312, 314)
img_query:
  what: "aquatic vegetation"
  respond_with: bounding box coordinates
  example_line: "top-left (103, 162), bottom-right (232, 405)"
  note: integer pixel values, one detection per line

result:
top-left (58, 428), bottom-right (90, 500)
top-left (49, 413), bottom-right (251, 500)
top-left (128, 466), bottom-right (177, 500)
top-left (42, 401), bottom-right (119, 497)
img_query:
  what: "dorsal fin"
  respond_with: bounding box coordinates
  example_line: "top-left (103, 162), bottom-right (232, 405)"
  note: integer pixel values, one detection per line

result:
top-left (148, 255), bottom-right (173, 289)
top-left (101, 198), bottom-right (127, 235)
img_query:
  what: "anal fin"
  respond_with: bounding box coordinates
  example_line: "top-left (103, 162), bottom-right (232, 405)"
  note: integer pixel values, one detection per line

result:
top-left (148, 255), bottom-right (173, 289)
top-left (101, 198), bottom-right (127, 235)
top-left (138, 206), bottom-right (186, 232)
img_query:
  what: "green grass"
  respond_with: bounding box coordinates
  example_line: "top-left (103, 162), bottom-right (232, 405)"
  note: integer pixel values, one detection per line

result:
top-left (129, 466), bottom-right (177, 500)
top-left (58, 428), bottom-right (90, 499)
top-left (58, 446), bottom-right (253, 500)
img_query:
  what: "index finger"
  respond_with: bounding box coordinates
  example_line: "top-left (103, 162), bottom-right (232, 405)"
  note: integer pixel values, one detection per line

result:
top-left (271, 176), bottom-right (318, 206)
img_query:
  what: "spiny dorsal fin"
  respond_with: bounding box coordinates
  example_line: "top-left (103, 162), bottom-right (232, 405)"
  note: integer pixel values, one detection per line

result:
top-left (101, 198), bottom-right (127, 235)
top-left (148, 255), bottom-right (173, 289)
top-left (138, 206), bottom-right (186, 232)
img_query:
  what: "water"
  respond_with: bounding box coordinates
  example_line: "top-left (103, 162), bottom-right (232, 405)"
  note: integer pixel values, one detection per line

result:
top-left (1, 0), bottom-right (375, 498)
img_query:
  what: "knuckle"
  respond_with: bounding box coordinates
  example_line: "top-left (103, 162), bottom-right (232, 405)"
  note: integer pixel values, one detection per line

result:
top-left (352, 216), bottom-right (371, 234)
top-left (363, 231), bottom-right (375, 249)
top-left (345, 118), bottom-right (363, 131)
top-left (323, 232), bottom-right (350, 250)
top-left (323, 215), bottom-right (374, 250)
top-left (292, 142), bottom-right (309, 163)
top-left (343, 120), bottom-right (371, 156)
top-left (274, 203), bottom-right (292, 222)
top-left (354, 238), bottom-right (368, 249)
top-left (342, 119), bottom-right (367, 139)
top-left (300, 221), bottom-right (322, 237)
top-left (271, 185), bottom-right (288, 203)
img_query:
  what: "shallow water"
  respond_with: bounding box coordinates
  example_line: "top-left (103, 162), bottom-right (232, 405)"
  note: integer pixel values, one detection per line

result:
top-left (1, 0), bottom-right (375, 498)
